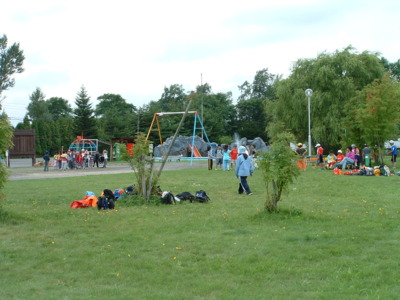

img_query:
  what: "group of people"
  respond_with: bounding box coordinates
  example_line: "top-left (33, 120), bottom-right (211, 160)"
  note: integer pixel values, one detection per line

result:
top-left (207, 144), bottom-right (257, 171)
top-left (295, 140), bottom-right (398, 171)
top-left (206, 144), bottom-right (256, 195)
top-left (44, 149), bottom-right (109, 171)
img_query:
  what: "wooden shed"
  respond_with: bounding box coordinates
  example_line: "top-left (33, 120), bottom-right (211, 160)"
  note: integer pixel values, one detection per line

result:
top-left (8, 129), bottom-right (36, 166)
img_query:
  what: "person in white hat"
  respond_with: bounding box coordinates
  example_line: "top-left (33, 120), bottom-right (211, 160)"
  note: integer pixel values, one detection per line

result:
top-left (387, 140), bottom-right (398, 169)
top-left (235, 146), bottom-right (254, 195)
top-left (315, 143), bottom-right (324, 169)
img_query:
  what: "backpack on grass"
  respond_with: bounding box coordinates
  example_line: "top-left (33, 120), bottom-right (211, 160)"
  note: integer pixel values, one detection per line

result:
top-left (97, 189), bottom-right (115, 210)
top-left (161, 191), bottom-right (176, 205)
top-left (194, 190), bottom-right (210, 203)
top-left (97, 196), bottom-right (115, 210)
top-left (176, 192), bottom-right (195, 202)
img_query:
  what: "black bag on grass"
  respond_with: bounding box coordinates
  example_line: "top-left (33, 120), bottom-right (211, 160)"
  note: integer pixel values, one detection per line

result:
top-left (161, 192), bottom-right (176, 205)
top-left (97, 196), bottom-right (115, 210)
top-left (103, 189), bottom-right (115, 200)
top-left (176, 192), bottom-right (195, 202)
top-left (195, 190), bottom-right (210, 203)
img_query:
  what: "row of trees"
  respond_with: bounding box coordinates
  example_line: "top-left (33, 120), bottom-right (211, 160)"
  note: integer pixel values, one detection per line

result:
top-left (9, 44), bottom-right (400, 161)
top-left (16, 68), bottom-right (277, 155)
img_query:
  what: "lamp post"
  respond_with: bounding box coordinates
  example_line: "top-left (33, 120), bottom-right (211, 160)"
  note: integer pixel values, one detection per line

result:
top-left (305, 89), bottom-right (313, 156)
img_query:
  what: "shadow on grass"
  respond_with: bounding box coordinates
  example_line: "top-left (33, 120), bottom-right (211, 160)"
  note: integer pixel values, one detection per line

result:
top-left (250, 207), bottom-right (324, 223)
top-left (117, 195), bottom-right (161, 207)
top-left (0, 205), bottom-right (26, 225)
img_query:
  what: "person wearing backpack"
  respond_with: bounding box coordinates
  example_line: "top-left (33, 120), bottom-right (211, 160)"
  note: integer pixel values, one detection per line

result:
top-left (235, 146), bottom-right (254, 195)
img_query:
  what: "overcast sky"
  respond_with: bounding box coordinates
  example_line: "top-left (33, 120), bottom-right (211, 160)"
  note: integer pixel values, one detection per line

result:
top-left (1, 0), bottom-right (399, 125)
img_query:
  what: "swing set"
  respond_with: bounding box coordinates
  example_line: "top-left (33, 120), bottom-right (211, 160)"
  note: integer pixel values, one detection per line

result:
top-left (145, 111), bottom-right (211, 164)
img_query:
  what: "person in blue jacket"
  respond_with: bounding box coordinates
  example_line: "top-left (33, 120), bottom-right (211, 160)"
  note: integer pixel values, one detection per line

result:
top-left (235, 146), bottom-right (254, 195)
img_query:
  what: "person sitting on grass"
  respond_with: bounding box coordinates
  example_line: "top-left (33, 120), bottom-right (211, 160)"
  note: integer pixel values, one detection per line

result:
top-left (335, 147), bottom-right (355, 170)
top-left (326, 150), bottom-right (336, 169)
top-left (336, 150), bottom-right (344, 164)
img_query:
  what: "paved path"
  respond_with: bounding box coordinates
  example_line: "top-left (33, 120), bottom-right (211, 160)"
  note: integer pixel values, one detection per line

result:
top-left (6, 160), bottom-right (207, 181)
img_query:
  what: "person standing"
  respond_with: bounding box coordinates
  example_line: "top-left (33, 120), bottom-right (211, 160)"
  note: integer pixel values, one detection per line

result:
top-left (235, 146), bottom-right (254, 195)
top-left (207, 145), bottom-right (214, 170)
top-left (61, 151), bottom-right (68, 171)
top-left (295, 143), bottom-right (307, 171)
top-left (215, 145), bottom-right (223, 170)
top-left (53, 152), bottom-right (59, 170)
top-left (43, 151), bottom-right (50, 172)
top-left (93, 151), bottom-right (100, 168)
top-left (103, 150), bottom-right (108, 168)
top-left (315, 143), bottom-right (324, 170)
top-left (362, 144), bottom-right (371, 167)
top-left (387, 140), bottom-right (397, 169)
top-left (351, 144), bottom-right (361, 168)
top-left (230, 145), bottom-right (238, 169)
top-left (222, 144), bottom-right (231, 171)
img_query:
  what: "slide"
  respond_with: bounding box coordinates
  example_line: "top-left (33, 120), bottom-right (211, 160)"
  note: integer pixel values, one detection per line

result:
top-left (188, 145), bottom-right (202, 157)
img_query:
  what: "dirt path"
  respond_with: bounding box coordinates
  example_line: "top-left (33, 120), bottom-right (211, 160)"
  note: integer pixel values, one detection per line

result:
top-left (7, 161), bottom-right (208, 181)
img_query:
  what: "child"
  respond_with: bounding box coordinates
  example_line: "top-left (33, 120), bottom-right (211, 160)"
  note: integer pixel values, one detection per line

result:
top-left (215, 144), bottom-right (223, 170)
top-left (207, 145), bottom-right (213, 170)
top-left (326, 150), bottom-right (337, 169)
top-left (235, 146), bottom-right (254, 195)
top-left (230, 145), bottom-right (238, 168)
top-left (222, 144), bottom-right (231, 171)
top-left (315, 143), bottom-right (324, 169)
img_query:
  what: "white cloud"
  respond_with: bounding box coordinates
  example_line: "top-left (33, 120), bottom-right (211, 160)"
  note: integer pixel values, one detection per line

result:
top-left (1, 0), bottom-right (400, 125)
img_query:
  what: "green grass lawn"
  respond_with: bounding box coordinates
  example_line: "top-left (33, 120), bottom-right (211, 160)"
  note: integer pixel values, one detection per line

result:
top-left (1, 166), bottom-right (400, 299)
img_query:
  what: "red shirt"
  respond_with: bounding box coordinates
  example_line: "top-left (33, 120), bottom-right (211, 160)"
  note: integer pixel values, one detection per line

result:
top-left (317, 147), bottom-right (324, 156)
top-left (336, 154), bottom-right (345, 162)
top-left (230, 148), bottom-right (238, 160)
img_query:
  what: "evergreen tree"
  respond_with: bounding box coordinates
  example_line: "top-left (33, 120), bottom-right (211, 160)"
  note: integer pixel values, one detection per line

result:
top-left (73, 86), bottom-right (96, 138)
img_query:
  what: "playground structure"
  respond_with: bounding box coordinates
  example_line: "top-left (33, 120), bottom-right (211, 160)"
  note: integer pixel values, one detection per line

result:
top-left (145, 111), bottom-right (210, 164)
top-left (68, 137), bottom-right (110, 155)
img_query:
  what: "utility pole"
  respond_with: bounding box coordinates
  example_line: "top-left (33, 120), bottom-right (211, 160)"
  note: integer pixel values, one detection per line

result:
top-left (201, 73), bottom-right (204, 139)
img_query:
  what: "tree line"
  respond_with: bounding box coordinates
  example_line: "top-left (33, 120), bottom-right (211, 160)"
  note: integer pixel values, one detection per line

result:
top-left (4, 38), bottom-right (400, 159)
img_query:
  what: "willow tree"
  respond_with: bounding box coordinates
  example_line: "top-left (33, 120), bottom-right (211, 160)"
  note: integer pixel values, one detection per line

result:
top-left (345, 73), bottom-right (400, 164)
top-left (271, 46), bottom-right (385, 150)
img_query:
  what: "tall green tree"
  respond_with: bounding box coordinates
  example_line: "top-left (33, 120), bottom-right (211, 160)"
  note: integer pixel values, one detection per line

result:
top-left (345, 73), bottom-right (400, 164)
top-left (271, 46), bottom-right (385, 150)
top-left (380, 57), bottom-right (400, 80)
top-left (191, 91), bottom-right (236, 140)
top-left (47, 97), bottom-right (73, 120)
top-left (73, 85), bottom-right (96, 138)
top-left (0, 34), bottom-right (24, 99)
top-left (95, 93), bottom-right (137, 140)
top-left (237, 68), bottom-right (280, 141)
top-left (26, 87), bottom-right (51, 121)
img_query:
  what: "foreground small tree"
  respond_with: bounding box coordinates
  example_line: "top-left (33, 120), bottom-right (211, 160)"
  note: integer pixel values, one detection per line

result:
top-left (0, 34), bottom-right (24, 220)
top-left (118, 133), bottom-right (158, 201)
top-left (0, 113), bottom-right (14, 219)
top-left (259, 132), bottom-right (300, 212)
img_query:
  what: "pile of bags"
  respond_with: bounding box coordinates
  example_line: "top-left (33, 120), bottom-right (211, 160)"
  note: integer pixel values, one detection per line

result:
top-left (333, 165), bottom-right (392, 176)
top-left (70, 187), bottom-right (131, 209)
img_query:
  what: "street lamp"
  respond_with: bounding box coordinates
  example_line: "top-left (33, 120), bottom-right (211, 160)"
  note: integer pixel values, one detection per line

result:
top-left (305, 88), bottom-right (313, 156)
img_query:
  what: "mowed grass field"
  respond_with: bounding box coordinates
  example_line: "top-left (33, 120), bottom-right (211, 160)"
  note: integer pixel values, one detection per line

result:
top-left (1, 164), bottom-right (400, 299)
